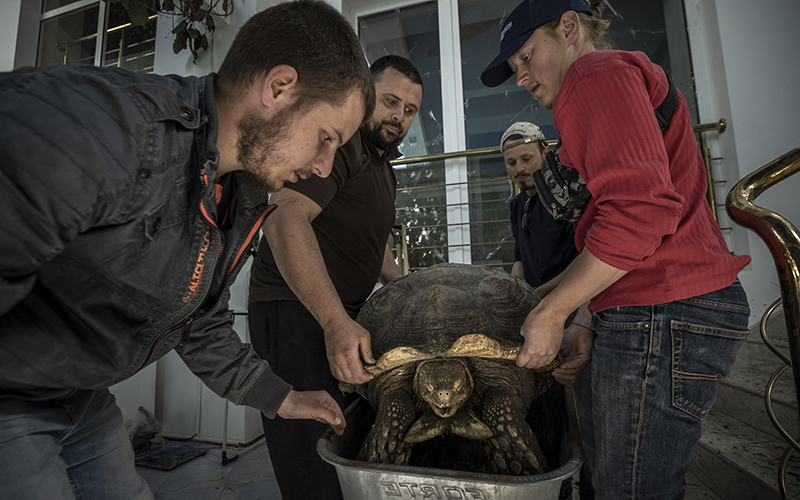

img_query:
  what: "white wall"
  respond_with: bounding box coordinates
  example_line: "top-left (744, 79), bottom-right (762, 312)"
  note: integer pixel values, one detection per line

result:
top-left (686, 0), bottom-right (800, 325)
top-left (0, 0), bottom-right (40, 71)
top-left (153, 0), bottom-right (259, 76)
top-left (0, 1), bottom-right (22, 72)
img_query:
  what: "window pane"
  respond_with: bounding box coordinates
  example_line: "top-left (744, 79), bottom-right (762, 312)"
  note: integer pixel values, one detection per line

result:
top-left (359, 2), bottom-right (447, 271)
top-left (102, 3), bottom-right (157, 73)
top-left (467, 155), bottom-right (516, 269)
top-left (43, 0), bottom-right (85, 13)
top-left (394, 161), bottom-right (449, 270)
top-left (38, 5), bottom-right (99, 67)
top-left (459, 0), bottom-right (551, 150)
top-left (458, 0), bottom-right (532, 270)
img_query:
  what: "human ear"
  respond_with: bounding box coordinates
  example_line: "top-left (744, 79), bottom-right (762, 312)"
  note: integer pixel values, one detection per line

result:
top-left (259, 65), bottom-right (299, 108)
top-left (560, 11), bottom-right (580, 41)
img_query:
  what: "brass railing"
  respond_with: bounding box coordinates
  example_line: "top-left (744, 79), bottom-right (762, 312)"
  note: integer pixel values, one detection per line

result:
top-left (391, 120), bottom-right (729, 271)
top-left (726, 146), bottom-right (800, 500)
top-left (394, 119), bottom-right (728, 167)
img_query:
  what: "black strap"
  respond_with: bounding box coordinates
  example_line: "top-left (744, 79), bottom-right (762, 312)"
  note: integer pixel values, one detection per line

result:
top-left (531, 68), bottom-right (681, 223)
top-left (655, 70), bottom-right (679, 132)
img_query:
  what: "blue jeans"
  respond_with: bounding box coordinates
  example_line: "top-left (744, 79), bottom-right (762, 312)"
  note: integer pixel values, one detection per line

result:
top-left (0, 389), bottom-right (153, 500)
top-left (582, 280), bottom-right (749, 500)
top-left (573, 362), bottom-right (596, 499)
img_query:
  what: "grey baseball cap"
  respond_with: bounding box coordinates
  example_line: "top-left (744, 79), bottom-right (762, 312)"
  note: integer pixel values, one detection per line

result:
top-left (500, 122), bottom-right (545, 152)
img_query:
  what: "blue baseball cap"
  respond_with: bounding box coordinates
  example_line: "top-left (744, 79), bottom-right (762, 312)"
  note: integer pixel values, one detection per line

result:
top-left (480, 0), bottom-right (593, 88)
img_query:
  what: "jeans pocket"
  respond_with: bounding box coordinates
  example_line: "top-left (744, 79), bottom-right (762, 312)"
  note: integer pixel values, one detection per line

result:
top-left (670, 320), bottom-right (748, 419)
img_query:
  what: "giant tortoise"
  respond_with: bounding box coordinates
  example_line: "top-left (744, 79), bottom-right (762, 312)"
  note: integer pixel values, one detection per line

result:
top-left (342, 263), bottom-right (558, 476)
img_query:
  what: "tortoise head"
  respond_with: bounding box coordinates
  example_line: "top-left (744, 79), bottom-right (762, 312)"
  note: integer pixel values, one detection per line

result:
top-left (413, 358), bottom-right (473, 418)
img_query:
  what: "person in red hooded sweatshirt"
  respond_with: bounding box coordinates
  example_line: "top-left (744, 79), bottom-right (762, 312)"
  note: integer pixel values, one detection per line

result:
top-left (481, 1), bottom-right (751, 499)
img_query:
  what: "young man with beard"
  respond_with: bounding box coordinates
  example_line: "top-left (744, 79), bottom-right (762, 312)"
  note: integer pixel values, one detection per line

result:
top-left (0, 2), bottom-right (374, 499)
top-left (247, 55), bottom-right (423, 500)
top-left (502, 122), bottom-right (593, 498)
top-left (502, 122), bottom-right (578, 290)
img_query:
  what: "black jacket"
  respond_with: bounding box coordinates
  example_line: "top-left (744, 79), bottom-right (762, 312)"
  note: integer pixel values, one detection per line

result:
top-left (0, 65), bottom-right (290, 417)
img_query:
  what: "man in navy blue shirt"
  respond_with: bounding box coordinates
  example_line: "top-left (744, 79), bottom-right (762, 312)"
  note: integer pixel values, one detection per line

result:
top-left (504, 123), bottom-right (594, 499)
top-left (503, 122), bottom-right (578, 288)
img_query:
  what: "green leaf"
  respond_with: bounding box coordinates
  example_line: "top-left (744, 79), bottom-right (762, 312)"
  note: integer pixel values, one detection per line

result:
top-left (127, 0), bottom-right (149, 26)
top-left (189, 40), bottom-right (199, 64)
top-left (171, 19), bottom-right (188, 34)
top-left (190, 8), bottom-right (206, 22)
top-left (172, 32), bottom-right (182, 54)
top-left (187, 27), bottom-right (200, 39)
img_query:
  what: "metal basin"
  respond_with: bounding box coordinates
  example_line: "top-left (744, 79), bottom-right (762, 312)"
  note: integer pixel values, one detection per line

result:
top-left (318, 384), bottom-right (582, 500)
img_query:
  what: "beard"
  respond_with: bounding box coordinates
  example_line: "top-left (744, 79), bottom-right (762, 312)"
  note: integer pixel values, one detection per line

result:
top-left (517, 176), bottom-right (536, 192)
top-left (364, 118), bottom-right (405, 152)
top-left (236, 110), bottom-right (307, 193)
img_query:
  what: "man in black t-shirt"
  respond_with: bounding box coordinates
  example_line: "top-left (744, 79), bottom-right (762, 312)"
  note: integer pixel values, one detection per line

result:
top-left (247, 55), bottom-right (423, 500)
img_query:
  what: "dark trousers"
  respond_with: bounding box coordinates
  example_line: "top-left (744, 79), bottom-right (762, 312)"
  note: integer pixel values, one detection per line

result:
top-left (248, 300), bottom-right (353, 500)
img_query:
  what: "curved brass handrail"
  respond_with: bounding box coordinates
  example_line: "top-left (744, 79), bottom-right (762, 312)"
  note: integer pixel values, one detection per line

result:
top-left (726, 146), bottom-right (800, 500)
top-left (761, 299), bottom-right (800, 499)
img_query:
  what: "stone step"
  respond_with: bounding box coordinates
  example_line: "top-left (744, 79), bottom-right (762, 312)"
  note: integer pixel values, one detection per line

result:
top-left (735, 331), bottom-right (793, 373)
top-left (717, 366), bottom-right (799, 439)
top-left (684, 470), bottom-right (724, 500)
top-left (737, 308), bottom-right (792, 371)
top-left (690, 409), bottom-right (800, 500)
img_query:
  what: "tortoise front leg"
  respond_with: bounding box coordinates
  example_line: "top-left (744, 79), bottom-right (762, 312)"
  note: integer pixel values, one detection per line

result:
top-left (482, 385), bottom-right (548, 475)
top-left (357, 389), bottom-right (416, 465)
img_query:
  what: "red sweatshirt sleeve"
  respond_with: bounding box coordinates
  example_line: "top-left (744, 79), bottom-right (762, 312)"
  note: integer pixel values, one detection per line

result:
top-left (555, 57), bottom-right (683, 271)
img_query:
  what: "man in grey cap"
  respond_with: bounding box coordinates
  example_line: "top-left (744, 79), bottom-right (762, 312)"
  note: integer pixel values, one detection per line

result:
top-left (501, 121), bottom-right (578, 291)
top-left (502, 121), bottom-right (594, 499)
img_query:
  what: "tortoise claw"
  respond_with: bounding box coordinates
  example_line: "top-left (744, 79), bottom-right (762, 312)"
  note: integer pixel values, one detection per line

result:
top-left (482, 386), bottom-right (548, 476)
top-left (357, 390), bottom-right (416, 465)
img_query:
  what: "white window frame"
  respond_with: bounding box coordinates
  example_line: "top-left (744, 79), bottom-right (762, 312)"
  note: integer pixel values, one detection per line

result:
top-left (39, 0), bottom-right (107, 67)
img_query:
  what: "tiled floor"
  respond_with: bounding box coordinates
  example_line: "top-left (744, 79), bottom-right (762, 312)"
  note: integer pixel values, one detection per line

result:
top-left (137, 439), bottom-right (718, 500)
top-left (137, 439), bottom-right (282, 500)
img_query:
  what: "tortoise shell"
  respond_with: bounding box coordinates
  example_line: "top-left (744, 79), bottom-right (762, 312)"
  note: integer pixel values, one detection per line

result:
top-left (357, 263), bottom-right (541, 375)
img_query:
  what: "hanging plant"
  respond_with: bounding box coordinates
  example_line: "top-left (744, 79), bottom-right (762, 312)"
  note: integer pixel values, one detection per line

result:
top-left (103, 0), bottom-right (234, 63)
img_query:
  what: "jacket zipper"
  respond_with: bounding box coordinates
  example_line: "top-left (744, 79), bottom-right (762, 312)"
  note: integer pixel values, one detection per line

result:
top-left (198, 204), bottom-right (275, 323)
top-left (139, 203), bottom-right (274, 368)
top-left (180, 316), bottom-right (194, 346)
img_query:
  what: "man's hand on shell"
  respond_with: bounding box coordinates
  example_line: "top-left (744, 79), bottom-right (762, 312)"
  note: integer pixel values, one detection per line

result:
top-left (324, 317), bottom-right (375, 384)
